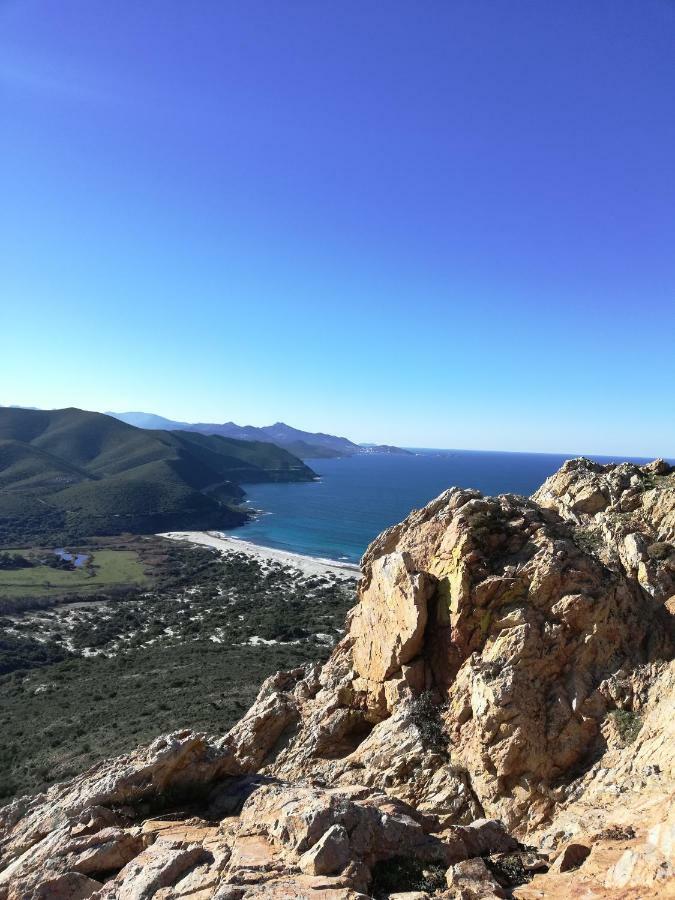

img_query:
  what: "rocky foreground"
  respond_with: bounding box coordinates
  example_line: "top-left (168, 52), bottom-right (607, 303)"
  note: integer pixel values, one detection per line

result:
top-left (1, 458), bottom-right (674, 899)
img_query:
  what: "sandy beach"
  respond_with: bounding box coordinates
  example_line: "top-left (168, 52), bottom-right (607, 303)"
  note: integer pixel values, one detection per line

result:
top-left (159, 530), bottom-right (361, 579)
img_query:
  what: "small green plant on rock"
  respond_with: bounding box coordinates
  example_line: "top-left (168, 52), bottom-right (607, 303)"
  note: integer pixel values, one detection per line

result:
top-left (410, 691), bottom-right (449, 756)
top-left (572, 526), bottom-right (603, 556)
top-left (485, 852), bottom-right (536, 888)
top-left (609, 709), bottom-right (642, 745)
top-left (370, 856), bottom-right (447, 898)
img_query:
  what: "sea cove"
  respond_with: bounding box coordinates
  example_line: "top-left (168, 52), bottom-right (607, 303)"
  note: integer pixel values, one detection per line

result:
top-left (225, 448), bottom-right (660, 563)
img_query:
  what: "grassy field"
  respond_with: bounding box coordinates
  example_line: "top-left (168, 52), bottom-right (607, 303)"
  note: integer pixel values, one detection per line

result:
top-left (0, 549), bottom-right (148, 599)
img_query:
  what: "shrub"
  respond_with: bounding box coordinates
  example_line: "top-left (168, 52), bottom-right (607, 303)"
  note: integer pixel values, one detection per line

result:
top-left (0, 552), bottom-right (33, 570)
top-left (370, 856), bottom-right (447, 898)
top-left (0, 775), bottom-right (18, 802)
top-left (610, 709), bottom-right (642, 745)
top-left (573, 527), bottom-right (603, 555)
top-left (486, 852), bottom-right (537, 887)
top-left (410, 691), bottom-right (449, 755)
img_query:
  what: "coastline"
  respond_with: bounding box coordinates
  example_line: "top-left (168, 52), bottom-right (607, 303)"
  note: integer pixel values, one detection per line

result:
top-left (158, 530), bottom-right (361, 579)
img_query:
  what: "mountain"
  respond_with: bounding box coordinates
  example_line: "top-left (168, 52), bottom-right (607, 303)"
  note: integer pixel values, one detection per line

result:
top-left (104, 411), bottom-right (191, 430)
top-left (1, 458), bottom-right (673, 896)
top-left (109, 411), bottom-right (411, 458)
top-left (0, 407), bottom-right (315, 544)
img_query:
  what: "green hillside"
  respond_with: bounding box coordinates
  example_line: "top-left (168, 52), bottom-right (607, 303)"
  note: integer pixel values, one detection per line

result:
top-left (0, 408), bottom-right (315, 545)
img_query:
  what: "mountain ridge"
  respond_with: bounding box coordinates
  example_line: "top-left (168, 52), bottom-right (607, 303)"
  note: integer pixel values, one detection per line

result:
top-left (108, 411), bottom-right (411, 459)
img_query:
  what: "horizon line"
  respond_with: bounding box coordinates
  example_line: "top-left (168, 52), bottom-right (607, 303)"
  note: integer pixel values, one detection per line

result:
top-left (2, 403), bottom-right (671, 463)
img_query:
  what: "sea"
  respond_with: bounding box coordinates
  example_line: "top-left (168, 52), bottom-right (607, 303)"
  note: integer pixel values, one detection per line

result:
top-left (223, 449), bottom-right (662, 564)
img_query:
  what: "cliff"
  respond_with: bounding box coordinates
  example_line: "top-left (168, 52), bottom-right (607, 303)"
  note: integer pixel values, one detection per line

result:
top-left (1, 458), bottom-right (674, 898)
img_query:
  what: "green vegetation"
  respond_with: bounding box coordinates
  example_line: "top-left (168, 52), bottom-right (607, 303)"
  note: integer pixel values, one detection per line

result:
top-left (410, 690), bottom-right (449, 755)
top-left (0, 551), bottom-right (33, 570)
top-left (638, 471), bottom-right (669, 492)
top-left (370, 856), bottom-right (447, 898)
top-left (0, 635), bottom-right (71, 678)
top-left (0, 549), bottom-right (147, 599)
top-left (0, 406), bottom-right (315, 545)
top-left (486, 852), bottom-right (541, 888)
top-left (0, 640), bottom-right (327, 803)
top-left (610, 709), bottom-right (642, 745)
top-left (0, 541), bottom-right (356, 802)
top-left (572, 525), bottom-right (604, 555)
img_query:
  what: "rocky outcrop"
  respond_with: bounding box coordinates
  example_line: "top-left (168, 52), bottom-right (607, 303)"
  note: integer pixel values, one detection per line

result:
top-left (533, 456), bottom-right (675, 600)
top-left (1, 458), bottom-right (674, 898)
top-left (262, 468), bottom-right (674, 834)
top-left (351, 551), bottom-right (433, 683)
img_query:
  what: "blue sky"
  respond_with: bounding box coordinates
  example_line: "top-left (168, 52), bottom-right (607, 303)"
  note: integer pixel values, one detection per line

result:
top-left (1, 1), bottom-right (674, 455)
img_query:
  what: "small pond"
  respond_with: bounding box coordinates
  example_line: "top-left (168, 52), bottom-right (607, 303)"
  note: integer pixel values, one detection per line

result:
top-left (53, 548), bottom-right (90, 567)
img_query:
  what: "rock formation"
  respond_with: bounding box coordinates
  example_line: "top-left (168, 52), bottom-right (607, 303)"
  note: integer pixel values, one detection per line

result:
top-left (1, 458), bottom-right (674, 898)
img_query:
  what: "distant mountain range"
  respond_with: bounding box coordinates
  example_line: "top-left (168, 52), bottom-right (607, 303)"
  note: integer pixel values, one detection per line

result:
top-left (0, 407), bottom-right (315, 545)
top-left (108, 412), bottom-right (410, 459)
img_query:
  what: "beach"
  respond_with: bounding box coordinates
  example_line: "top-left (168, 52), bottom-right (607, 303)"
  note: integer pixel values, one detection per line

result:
top-left (159, 531), bottom-right (361, 579)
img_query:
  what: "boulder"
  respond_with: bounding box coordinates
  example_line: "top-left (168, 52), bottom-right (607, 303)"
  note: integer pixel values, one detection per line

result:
top-left (351, 552), bottom-right (433, 683)
top-left (445, 858), bottom-right (506, 898)
top-left (298, 824), bottom-right (350, 876)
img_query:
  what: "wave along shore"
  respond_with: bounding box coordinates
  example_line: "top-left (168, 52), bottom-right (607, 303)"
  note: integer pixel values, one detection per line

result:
top-left (159, 530), bottom-right (361, 579)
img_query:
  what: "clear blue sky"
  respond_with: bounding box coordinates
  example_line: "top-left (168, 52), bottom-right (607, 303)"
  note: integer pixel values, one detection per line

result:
top-left (1, 1), bottom-right (674, 455)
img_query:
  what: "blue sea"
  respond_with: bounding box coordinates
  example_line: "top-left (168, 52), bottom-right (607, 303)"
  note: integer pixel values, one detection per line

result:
top-left (224, 449), bottom-right (658, 564)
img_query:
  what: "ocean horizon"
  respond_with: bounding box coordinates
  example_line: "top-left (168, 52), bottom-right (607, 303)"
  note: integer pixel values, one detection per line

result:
top-left (224, 448), bottom-right (666, 564)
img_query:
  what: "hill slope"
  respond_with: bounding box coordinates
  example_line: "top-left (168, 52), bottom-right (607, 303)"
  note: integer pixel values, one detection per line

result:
top-left (0, 407), bottom-right (315, 544)
top-left (110, 411), bottom-right (410, 458)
